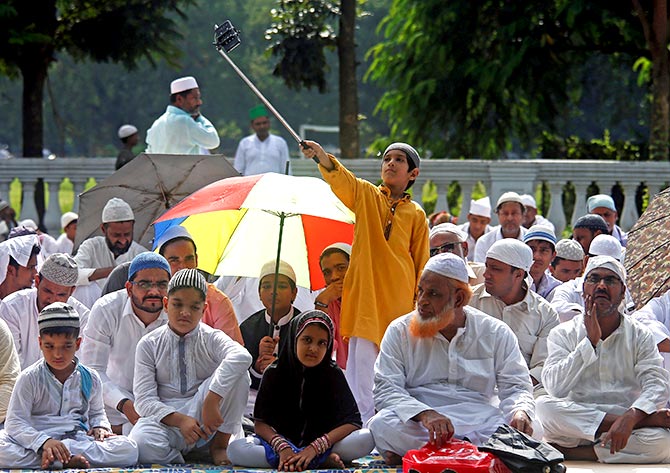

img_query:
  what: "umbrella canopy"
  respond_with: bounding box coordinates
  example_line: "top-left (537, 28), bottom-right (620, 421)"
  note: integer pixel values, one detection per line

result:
top-left (74, 153), bottom-right (239, 251)
top-left (624, 186), bottom-right (670, 307)
top-left (153, 173), bottom-right (355, 290)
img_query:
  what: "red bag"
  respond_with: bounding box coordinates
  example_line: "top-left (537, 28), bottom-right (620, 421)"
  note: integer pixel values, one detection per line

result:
top-left (403, 439), bottom-right (511, 473)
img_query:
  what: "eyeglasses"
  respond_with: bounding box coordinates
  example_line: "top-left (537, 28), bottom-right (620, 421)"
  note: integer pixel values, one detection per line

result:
top-left (430, 242), bottom-right (458, 257)
top-left (130, 280), bottom-right (169, 290)
top-left (584, 274), bottom-right (621, 286)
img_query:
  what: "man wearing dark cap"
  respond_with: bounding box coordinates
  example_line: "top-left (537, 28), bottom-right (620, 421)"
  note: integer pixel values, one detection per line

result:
top-left (234, 104), bottom-right (290, 176)
top-left (81, 252), bottom-right (171, 435)
top-left (572, 214), bottom-right (609, 255)
top-left (0, 253), bottom-right (89, 369)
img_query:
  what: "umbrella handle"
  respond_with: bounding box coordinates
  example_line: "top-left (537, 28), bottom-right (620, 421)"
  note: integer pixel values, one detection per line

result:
top-left (214, 21), bottom-right (319, 164)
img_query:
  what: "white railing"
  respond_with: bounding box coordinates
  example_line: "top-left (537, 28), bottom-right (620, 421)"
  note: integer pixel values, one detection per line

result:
top-left (1, 156), bottom-right (669, 237)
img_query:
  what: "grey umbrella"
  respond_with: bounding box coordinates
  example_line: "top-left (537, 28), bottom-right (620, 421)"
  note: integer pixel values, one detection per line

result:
top-left (74, 153), bottom-right (239, 251)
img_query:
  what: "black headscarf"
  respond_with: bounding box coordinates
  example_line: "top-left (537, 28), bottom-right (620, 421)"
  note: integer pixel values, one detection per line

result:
top-left (253, 310), bottom-right (361, 447)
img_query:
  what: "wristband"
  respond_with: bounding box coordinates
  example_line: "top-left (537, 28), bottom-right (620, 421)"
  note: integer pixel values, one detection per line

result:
top-left (117, 398), bottom-right (130, 412)
top-left (314, 301), bottom-right (328, 309)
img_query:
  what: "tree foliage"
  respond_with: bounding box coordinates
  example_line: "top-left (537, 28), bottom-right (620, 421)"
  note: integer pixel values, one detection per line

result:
top-left (366, 0), bottom-right (652, 159)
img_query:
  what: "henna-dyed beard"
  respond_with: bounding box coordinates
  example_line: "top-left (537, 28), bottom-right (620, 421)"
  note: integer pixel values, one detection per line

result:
top-left (409, 306), bottom-right (455, 338)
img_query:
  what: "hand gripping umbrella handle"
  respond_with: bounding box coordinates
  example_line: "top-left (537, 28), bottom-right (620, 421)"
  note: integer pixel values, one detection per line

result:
top-left (213, 21), bottom-right (318, 163)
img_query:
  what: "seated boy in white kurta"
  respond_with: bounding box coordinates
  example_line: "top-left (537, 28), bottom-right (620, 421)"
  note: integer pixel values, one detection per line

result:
top-left (0, 302), bottom-right (138, 469)
top-left (129, 269), bottom-right (251, 465)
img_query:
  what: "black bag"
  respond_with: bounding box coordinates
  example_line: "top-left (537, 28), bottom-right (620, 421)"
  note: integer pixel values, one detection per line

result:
top-left (479, 425), bottom-right (566, 473)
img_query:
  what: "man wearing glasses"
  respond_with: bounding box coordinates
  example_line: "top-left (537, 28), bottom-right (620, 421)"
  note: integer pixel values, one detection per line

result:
top-left (538, 256), bottom-right (670, 464)
top-left (81, 252), bottom-right (171, 435)
top-left (429, 223), bottom-right (484, 285)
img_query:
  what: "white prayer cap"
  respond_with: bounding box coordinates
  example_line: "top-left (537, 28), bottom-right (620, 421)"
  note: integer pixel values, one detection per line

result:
top-left (523, 224), bottom-right (556, 247)
top-left (60, 212), bottom-right (78, 229)
top-left (520, 194), bottom-right (537, 209)
top-left (260, 259), bottom-right (296, 285)
top-left (154, 225), bottom-right (195, 253)
top-left (101, 197), bottom-right (134, 223)
top-left (423, 252), bottom-right (470, 284)
top-left (0, 234), bottom-right (40, 286)
top-left (587, 194), bottom-right (616, 212)
top-left (555, 239), bottom-right (584, 261)
top-left (486, 239), bottom-right (533, 272)
top-left (469, 196), bottom-right (491, 218)
top-left (321, 242), bottom-right (352, 258)
top-left (429, 223), bottom-right (467, 242)
top-left (117, 124), bottom-right (138, 139)
top-left (40, 253), bottom-right (79, 287)
top-left (496, 192), bottom-right (524, 211)
top-left (589, 234), bottom-right (622, 261)
top-left (19, 219), bottom-right (38, 231)
top-left (0, 200), bottom-right (8, 212)
top-left (170, 76), bottom-right (199, 94)
top-left (584, 255), bottom-right (626, 285)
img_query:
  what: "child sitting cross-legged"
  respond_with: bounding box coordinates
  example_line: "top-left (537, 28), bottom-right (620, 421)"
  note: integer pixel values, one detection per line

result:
top-left (0, 302), bottom-right (138, 469)
top-left (228, 310), bottom-right (374, 471)
top-left (129, 268), bottom-right (252, 465)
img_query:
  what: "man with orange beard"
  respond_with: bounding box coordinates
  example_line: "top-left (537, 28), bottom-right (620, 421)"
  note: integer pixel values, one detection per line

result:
top-left (368, 253), bottom-right (536, 465)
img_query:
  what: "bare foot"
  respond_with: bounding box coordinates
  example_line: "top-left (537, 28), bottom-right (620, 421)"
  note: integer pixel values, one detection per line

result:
top-left (549, 443), bottom-right (597, 461)
top-left (382, 450), bottom-right (403, 466)
top-left (639, 409), bottom-right (670, 428)
top-left (209, 431), bottom-right (231, 465)
top-left (321, 452), bottom-right (345, 469)
top-left (64, 454), bottom-right (91, 469)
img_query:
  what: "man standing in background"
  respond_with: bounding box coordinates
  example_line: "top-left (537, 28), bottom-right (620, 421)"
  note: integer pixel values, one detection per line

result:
top-left (234, 105), bottom-right (290, 175)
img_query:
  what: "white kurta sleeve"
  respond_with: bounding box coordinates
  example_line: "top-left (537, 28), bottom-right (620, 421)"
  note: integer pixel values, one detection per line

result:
top-left (187, 115), bottom-right (220, 150)
top-left (233, 140), bottom-right (248, 175)
top-left (494, 326), bottom-right (535, 422)
top-left (87, 368), bottom-right (112, 431)
top-left (4, 372), bottom-right (50, 452)
top-left (373, 324), bottom-right (432, 423)
top-left (0, 319), bottom-right (19, 423)
top-left (631, 328), bottom-right (670, 414)
top-left (133, 335), bottom-right (176, 422)
top-left (208, 332), bottom-right (252, 399)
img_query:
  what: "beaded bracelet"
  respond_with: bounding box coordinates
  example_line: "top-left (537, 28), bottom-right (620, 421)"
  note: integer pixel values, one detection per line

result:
top-left (270, 434), bottom-right (291, 453)
top-left (309, 434), bottom-right (331, 455)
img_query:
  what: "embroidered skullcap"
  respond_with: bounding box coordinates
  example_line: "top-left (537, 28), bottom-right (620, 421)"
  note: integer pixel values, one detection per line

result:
top-left (170, 76), bottom-right (198, 94)
top-left (154, 225), bottom-right (195, 252)
top-left (429, 223), bottom-right (467, 242)
top-left (383, 143), bottom-right (420, 170)
top-left (520, 194), bottom-right (537, 209)
top-left (320, 242), bottom-right (352, 258)
top-left (8, 226), bottom-right (36, 238)
top-left (249, 104), bottom-right (269, 121)
top-left (40, 253), bottom-right (78, 287)
top-left (259, 259), bottom-right (296, 285)
top-left (0, 234), bottom-right (40, 286)
top-left (573, 214), bottom-right (608, 233)
top-left (118, 124), bottom-right (138, 139)
top-left (496, 192), bottom-right (524, 211)
top-left (60, 212), bottom-right (78, 229)
top-left (128, 252), bottom-right (171, 281)
top-left (38, 302), bottom-right (79, 330)
top-left (469, 196), bottom-right (491, 218)
top-left (486, 239), bottom-right (533, 272)
top-left (523, 224), bottom-right (556, 247)
top-left (102, 197), bottom-right (134, 223)
top-left (555, 239), bottom-right (584, 261)
top-left (589, 234), bottom-right (622, 261)
top-left (423, 252), bottom-right (470, 284)
top-left (584, 255), bottom-right (626, 285)
top-left (19, 219), bottom-right (38, 231)
top-left (296, 310), bottom-right (334, 342)
top-left (587, 194), bottom-right (616, 213)
top-left (168, 268), bottom-right (207, 298)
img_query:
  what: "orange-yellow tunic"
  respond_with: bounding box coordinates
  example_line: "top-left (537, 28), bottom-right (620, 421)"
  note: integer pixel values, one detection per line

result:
top-left (319, 157), bottom-right (429, 347)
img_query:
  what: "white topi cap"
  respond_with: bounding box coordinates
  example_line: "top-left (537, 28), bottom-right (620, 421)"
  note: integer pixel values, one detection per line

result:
top-left (469, 196), bottom-right (491, 218)
top-left (170, 76), bottom-right (199, 94)
top-left (118, 124), bottom-right (138, 139)
top-left (520, 194), bottom-right (537, 209)
top-left (61, 212), bottom-right (78, 229)
top-left (102, 198), bottom-right (134, 223)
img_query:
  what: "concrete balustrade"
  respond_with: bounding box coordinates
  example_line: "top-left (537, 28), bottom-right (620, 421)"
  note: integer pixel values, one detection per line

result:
top-left (1, 157), bottom-right (668, 237)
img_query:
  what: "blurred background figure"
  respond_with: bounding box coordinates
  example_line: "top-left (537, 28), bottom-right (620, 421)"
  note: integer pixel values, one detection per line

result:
top-left (115, 124), bottom-right (139, 170)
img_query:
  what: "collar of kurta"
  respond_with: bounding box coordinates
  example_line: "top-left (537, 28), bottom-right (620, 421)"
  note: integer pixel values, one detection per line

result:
top-left (379, 185), bottom-right (411, 202)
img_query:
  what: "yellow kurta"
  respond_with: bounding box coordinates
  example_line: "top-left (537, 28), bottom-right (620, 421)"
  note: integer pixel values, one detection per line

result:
top-left (320, 157), bottom-right (429, 346)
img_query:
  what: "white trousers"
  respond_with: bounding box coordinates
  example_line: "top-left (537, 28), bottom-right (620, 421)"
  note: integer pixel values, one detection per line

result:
top-left (0, 430), bottom-right (138, 469)
top-left (344, 337), bottom-right (378, 424)
top-left (129, 373), bottom-right (249, 464)
top-left (227, 429), bottom-right (375, 467)
top-left (537, 395), bottom-right (670, 463)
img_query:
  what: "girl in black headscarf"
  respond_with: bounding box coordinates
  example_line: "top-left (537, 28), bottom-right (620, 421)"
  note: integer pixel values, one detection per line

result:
top-left (227, 310), bottom-right (374, 471)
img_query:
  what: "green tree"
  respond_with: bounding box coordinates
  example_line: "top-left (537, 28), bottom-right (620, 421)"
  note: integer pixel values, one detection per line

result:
top-left (266, 0), bottom-right (361, 158)
top-left (366, 1), bottom-right (669, 159)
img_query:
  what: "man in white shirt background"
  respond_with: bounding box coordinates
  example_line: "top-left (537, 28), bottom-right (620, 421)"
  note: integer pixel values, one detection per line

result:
top-left (234, 105), bottom-right (290, 176)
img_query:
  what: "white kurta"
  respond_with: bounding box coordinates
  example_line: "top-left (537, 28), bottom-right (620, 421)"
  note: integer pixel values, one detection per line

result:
top-left (54, 233), bottom-right (74, 256)
top-left (233, 133), bottom-right (290, 176)
top-left (530, 272), bottom-right (561, 301)
top-left (74, 236), bottom-right (148, 291)
top-left (0, 288), bottom-right (90, 369)
top-left (0, 318), bottom-right (19, 424)
top-left (145, 105), bottom-right (220, 155)
top-left (369, 308), bottom-right (534, 453)
top-left (473, 226), bottom-right (528, 263)
top-left (632, 290), bottom-right (670, 346)
top-left (130, 323), bottom-right (251, 463)
top-left (80, 289), bottom-right (167, 423)
top-left (538, 313), bottom-right (670, 463)
top-left (469, 283), bottom-right (559, 385)
top-left (551, 277), bottom-right (636, 323)
top-left (458, 222), bottom-right (492, 262)
top-left (0, 359), bottom-right (138, 468)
